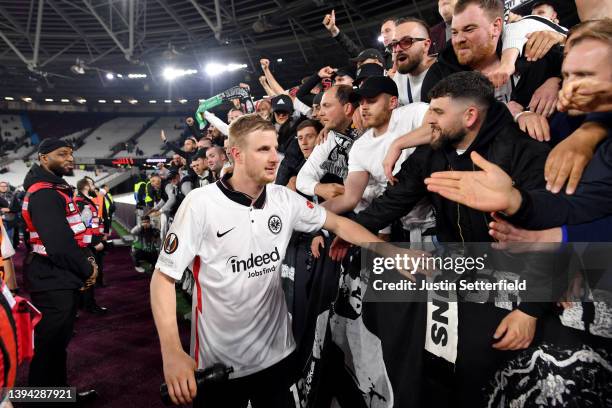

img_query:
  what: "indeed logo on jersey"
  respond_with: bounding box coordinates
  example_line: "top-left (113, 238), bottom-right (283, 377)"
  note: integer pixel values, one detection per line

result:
top-left (226, 247), bottom-right (281, 278)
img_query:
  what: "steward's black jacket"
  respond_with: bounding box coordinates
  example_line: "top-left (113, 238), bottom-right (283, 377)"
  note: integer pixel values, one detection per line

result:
top-left (23, 164), bottom-right (93, 292)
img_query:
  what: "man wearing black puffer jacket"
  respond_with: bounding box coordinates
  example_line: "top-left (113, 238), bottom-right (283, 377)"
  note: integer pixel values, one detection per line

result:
top-left (350, 72), bottom-right (552, 407)
top-left (21, 138), bottom-right (98, 400)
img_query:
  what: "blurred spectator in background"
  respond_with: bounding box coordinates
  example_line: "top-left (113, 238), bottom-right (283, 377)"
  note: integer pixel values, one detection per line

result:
top-left (0, 182), bottom-right (19, 243)
top-left (130, 215), bottom-right (160, 274)
top-left (430, 0), bottom-right (458, 55)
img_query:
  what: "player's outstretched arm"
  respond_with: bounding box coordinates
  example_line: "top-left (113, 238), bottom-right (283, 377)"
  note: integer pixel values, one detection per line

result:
top-left (323, 211), bottom-right (383, 246)
top-left (151, 270), bottom-right (197, 405)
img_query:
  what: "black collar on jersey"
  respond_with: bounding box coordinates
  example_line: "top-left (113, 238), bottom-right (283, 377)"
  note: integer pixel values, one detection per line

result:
top-left (217, 172), bottom-right (267, 209)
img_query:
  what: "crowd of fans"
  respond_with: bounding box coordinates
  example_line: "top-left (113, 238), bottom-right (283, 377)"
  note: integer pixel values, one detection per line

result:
top-left (134, 0), bottom-right (612, 405)
top-left (2, 0), bottom-right (610, 405)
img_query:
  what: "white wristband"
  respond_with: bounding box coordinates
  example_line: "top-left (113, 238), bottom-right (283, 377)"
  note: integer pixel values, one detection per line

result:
top-left (513, 110), bottom-right (531, 123)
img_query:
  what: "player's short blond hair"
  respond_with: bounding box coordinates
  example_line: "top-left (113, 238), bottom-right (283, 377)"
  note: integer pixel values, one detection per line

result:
top-left (228, 113), bottom-right (276, 149)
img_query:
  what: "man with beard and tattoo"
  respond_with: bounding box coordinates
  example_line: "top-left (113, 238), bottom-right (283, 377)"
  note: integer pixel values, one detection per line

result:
top-left (389, 17), bottom-right (436, 106)
top-left (21, 138), bottom-right (98, 400)
top-left (296, 85), bottom-right (359, 203)
top-left (335, 71), bottom-right (552, 406)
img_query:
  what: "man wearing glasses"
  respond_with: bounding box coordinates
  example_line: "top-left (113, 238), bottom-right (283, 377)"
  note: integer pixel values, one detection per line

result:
top-left (388, 17), bottom-right (435, 106)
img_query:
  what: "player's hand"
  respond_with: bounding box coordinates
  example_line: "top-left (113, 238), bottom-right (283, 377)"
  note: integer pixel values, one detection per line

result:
top-left (517, 111), bottom-right (550, 142)
top-left (315, 183), bottom-right (345, 201)
top-left (382, 143), bottom-right (401, 185)
top-left (94, 242), bottom-right (104, 252)
top-left (529, 77), bottom-right (560, 118)
top-left (186, 117), bottom-right (195, 126)
top-left (311, 235), bottom-right (325, 258)
top-left (258, 75), bottom-right (268, 86)
top-left (525, 31), bottom-right (565, 62)
top-left (322, 10), bottom-right (339, 36)
top-left (318, 66), bottom-right (337, 79)
top-left (260, 58), bottom-right (270, 70)
top-left (492, 309), bottom-right (536, 350)
top-left (160, 129), bottom-right (167, 142)
top-left (488, 213), bottom-right (562, 251)
top-left (287, 176), bottom-right (297, 192)
top-left (162, 348), bottom-right (198, 405)
top-left (329, 236), bottom-right (350, 261)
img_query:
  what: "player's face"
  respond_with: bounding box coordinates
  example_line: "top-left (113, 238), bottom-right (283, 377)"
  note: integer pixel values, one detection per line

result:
top-left (243, 130), bottom-right (279, 185)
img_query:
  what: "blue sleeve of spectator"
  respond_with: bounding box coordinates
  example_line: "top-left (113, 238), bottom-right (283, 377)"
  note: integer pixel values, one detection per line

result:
top-left (565, 216), bottom-right (612, 242)
top-left (585, 112), bottom-right (612, 130)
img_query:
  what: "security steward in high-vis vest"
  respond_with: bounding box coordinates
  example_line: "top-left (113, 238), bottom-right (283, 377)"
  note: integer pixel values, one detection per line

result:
top-left (74, 178), bottom-right (108, 314)
top-left (21, 138), bottom-right (98, 400)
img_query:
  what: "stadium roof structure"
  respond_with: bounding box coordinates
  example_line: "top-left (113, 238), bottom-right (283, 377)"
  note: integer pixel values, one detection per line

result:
top-left (0, 0), bottom-right (440, 105)
top-left (0, 0), bottom-right (578, 108)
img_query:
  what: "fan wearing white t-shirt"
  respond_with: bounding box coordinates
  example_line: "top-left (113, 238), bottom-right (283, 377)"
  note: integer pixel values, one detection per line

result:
top-left (150, 114), bottom-right (384, 408)
top-left (323, 76), bottom-right (435, 240)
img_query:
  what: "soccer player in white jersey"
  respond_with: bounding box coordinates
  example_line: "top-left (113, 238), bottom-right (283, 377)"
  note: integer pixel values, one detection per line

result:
top-left (150, 114), bottom-right (383, 407)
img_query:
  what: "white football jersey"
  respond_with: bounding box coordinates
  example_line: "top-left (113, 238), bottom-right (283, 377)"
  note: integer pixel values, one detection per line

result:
top-left (156, 175), bottom-right (327, 378)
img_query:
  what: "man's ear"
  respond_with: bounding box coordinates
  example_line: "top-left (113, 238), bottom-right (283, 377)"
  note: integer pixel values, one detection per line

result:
top-left (492, 16), bottom-right (503, 39)
top-left (389, 96), bottom-right (399, 110)
top-left (464, 106), bottom-right (480, 128)
top-left (422, 38), bottom-right (432, 56)
top-left (343, 102), bottom-right (355, 117)
top-left (230, 145), bottom-right (242, 164)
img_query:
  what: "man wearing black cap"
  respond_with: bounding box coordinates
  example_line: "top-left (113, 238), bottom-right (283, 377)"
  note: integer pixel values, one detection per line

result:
top-left (270, 94), bottom-right (307, 170)
top-left (22, 138), bottom-right (98, 399)
top-left (332, 66), bottom-right (355, 86)
top-left (350, 48), bottom-right (386, 68)
top-left (321, 76), bottom-right (434, 240)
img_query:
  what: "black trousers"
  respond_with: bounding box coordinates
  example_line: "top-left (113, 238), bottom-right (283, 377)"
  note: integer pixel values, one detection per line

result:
top-left (28, 289), bottom-right (78, 387)
top-left (193, 354), bottom-right (295, 408)
top-left (133, 249), bottom-right (159, 266)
